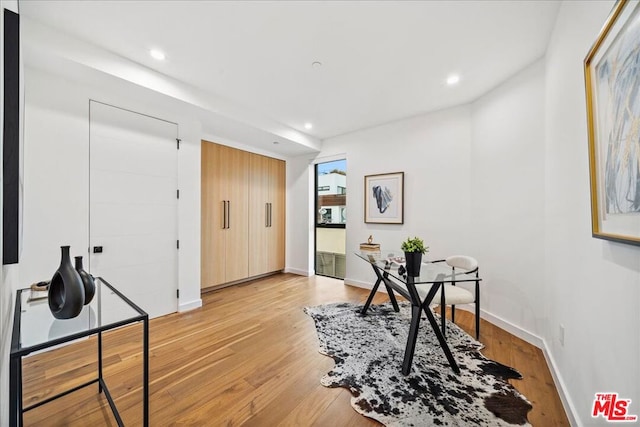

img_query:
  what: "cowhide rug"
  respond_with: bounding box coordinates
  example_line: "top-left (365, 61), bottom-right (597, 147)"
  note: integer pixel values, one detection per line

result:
top-left (304, 302), bottom-right (532, 426)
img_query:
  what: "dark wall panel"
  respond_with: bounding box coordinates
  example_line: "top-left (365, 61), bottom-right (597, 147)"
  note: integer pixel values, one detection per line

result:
top-left (3, 8), bottom-right (20, 264)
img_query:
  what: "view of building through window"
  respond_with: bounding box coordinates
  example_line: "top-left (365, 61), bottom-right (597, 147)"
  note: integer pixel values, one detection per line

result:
top-left (315, 159), bottom-right (346, 279)
top-left (316, 159), bottom-right (346, 225)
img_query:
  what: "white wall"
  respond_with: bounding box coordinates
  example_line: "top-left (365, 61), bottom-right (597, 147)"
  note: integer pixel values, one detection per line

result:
top-left (20, 66), bottom-right (203, 313)
top-left (288, 105), bottom-right (473, 285)
top-left (545, 1), bottom-right (640, 425)
top-left (285, 155), bottom-right (315, 276)
top-left (470, 60), bottom-right (546, 340)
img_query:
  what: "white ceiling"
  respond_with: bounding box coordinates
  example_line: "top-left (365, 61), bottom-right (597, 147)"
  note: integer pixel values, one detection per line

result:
top-left (19, 0), bottom-right (561, 143)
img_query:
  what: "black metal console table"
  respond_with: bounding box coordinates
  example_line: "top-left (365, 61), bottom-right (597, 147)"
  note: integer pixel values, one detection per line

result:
top-left (9, 277), bottom-right (149, 426)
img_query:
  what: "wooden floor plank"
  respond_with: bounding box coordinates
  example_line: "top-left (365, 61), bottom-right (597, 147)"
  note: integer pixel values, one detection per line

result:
top-left (20, 273), bottom-right (569, 426)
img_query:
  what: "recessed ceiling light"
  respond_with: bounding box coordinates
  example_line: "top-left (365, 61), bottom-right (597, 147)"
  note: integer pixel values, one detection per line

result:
top-left (446, 74), bottom-right (460, 85)
top-left (150, 49), bottom-right (166, 61)
top-left (312, 61), bottom-right (322, 68)
top-left (304, 122), bottom-right (313, 130)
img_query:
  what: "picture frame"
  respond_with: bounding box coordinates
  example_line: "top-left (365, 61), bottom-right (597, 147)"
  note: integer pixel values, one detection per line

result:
top-left (364, 172), bottom-right (404, 224)
top-left (584, 0), bottom-right (640, 246)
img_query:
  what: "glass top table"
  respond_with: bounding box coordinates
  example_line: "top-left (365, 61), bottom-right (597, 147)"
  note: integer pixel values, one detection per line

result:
top-left (13, 278), bottom-right (144, 354)
top-left (355, 251), bottom-right (482, 375)
top-left (10, 277), bottom-right (149, 426)
top-left (355, 252), bottom-right (480, 284)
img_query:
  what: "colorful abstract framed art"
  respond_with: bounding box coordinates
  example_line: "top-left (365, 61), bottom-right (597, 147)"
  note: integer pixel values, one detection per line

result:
top-left (584, 0), bottom-right (640, 246)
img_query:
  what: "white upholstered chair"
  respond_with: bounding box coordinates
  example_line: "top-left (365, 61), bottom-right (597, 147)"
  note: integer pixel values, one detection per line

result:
top-left (432, 255), bottom-right (480, 339)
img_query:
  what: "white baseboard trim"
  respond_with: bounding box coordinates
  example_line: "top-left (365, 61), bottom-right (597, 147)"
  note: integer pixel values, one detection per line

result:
top-left (478, 309), bottom-right (544, 349)
top-left (179, 299), bottom-right (202, 312)
top-left (344, 277), bottom-right (376, 290)
top-left (478, 311), bottom-right (578, 425)
top-left (284, 267), bottom-right (312, 276)
top-left (541, 340), bottom-right (580, 426)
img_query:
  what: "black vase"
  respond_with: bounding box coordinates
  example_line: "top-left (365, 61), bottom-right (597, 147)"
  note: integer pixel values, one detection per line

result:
top-left (75, 256), bottom-right (95, 305)
top-left (404, 252), bottom-right (422, 277)
top-left (48, 246), bottom-right (85, 319)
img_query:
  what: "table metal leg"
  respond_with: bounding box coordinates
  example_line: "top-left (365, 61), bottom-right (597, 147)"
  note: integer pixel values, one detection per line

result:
top-left (422, 304), bottom-right (460, 374)
top-left (362, 262), bottom-right (401, 314)
top-left (357, 259), bottom-right (462, 375)
top-left (383, 272), bottom-right (400, 312)
top-left (143, 317), bottom-right (149, 427)
top-left (401, 304), bottom-right (422, 375)
top-left (10, 355), bottom-right (22, 426)
top-left (98, 330), bottom-right (103, 394)
top-left (404, 280), bottom-right (460, 375)
top-left (360, 276), bottom-right (382, 315)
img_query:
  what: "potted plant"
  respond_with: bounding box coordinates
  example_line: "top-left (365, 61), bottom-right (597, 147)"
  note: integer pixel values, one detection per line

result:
top-left (400, 236), bottom-right (428, 276)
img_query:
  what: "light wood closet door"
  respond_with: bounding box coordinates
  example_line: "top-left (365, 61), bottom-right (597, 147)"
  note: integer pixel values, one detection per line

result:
top-left (222, 145), bottom-right (249, 282)
top-left (201, 141), bottom-right (249, 288)
top-left (248, 153), bottom-right (269, 276)
top-left (267, 158), bottom-right (286, 272)
top-left (248, 155), bottom-right (286, 276)
top-left (201, 141), bottom-right (226, 288)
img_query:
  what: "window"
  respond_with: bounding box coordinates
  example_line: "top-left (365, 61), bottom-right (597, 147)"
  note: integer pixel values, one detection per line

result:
top-left (315, 159), bottom-right (347, 279)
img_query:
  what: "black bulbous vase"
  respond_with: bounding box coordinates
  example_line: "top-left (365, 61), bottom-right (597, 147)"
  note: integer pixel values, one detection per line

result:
top-left (75, 256), bottom-right (95, 305)
top-left (48, 246), bottom-right (85, 319)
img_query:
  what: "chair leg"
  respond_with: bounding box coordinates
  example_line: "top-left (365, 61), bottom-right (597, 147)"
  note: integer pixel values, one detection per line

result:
top-left (451, 304), bottom-right (456, 324)
top-left (475, 301), bottom-right (480, 340)
top-left (475, 281), bottom-right (480, 340)
top-left (440, 302), bottom-right (446, 339)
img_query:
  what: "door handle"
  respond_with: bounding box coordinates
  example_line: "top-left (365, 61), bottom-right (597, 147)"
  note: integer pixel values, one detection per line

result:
top-left (227, 200), bottom-right (230, 229)
top-left (269, 203), bottom-right (272, 227)
top-left (266, 203), bottom-right (269, 227)
top-left (222, 201), bottom-right (227, 229)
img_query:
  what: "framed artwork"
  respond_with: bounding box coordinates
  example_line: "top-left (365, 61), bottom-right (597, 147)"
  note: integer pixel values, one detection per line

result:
top-left (584, 0), bottom-right (640, 246)
top-left (364, 172), bottom-right (404, 224)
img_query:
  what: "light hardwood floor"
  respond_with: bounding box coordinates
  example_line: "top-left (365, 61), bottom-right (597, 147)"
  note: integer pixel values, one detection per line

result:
top-left (21, 273), bottom-right (569, 426)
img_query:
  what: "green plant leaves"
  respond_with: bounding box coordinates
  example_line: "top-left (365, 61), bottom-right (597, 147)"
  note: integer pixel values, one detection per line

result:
top-left (400, 236), bottom-right (428, 254)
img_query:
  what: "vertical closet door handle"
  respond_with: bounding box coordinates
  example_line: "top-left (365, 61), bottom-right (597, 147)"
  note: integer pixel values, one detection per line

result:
top-left (227, 200), bottom-right (231, 229)
top-left (224, 200), bottom-right (230, 229)
top-left (269, 203), bottom-right (273, 227)
top-left (222, 201), bottom-right (227, 229)
top-left (266, 203), bottom-right (269, 227)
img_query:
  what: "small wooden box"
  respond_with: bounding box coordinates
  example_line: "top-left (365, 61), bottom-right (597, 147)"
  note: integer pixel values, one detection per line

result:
top-left (359, 243), bottom-right (381, 260)
top-left (359, 243), bottom-right (380, 251)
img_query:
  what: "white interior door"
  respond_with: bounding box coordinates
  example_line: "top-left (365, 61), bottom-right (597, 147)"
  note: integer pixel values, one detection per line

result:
top-left (89, 101), bottom-right (178, 319)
